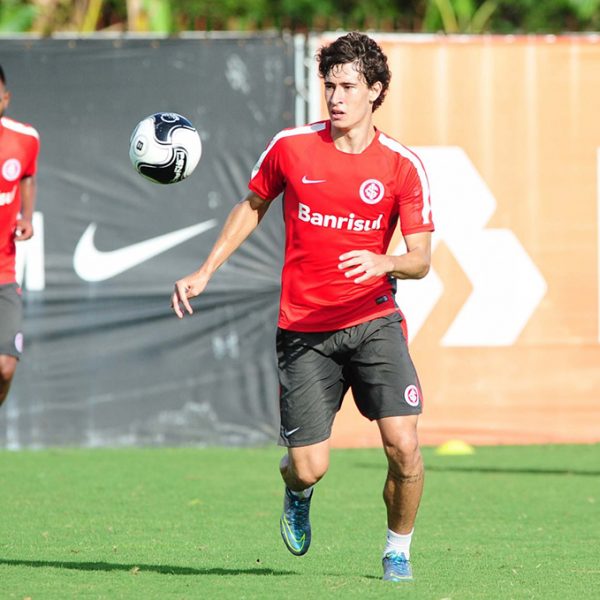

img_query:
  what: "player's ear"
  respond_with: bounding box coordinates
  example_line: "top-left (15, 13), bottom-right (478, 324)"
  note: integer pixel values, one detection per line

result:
top-left (368, 82), bottom-right (382, 105)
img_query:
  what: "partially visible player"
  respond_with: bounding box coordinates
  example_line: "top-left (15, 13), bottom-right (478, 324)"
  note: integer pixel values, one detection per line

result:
top-left (0, 64), bottom-right (40, 407)
top-left (171, 32), bottom-right (433, 582)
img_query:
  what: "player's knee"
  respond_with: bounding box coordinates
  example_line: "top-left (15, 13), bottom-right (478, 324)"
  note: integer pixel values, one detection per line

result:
top-left (384, 434), bottom-right (421, 475)
top-left (291, 455), bottom-right (329, 488)
top-left (294, 469), bottom-right (324, 489)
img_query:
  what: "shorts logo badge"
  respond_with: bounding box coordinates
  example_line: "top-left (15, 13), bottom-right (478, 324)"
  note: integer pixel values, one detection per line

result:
top-left (2, 158), bottom-right (22, 182)
top-left (14, 332), bottom-right (23, 354)
top-left (359, 179), bottom-right (384, 204)
top-left (281, 426), bottom-right (300, 441)
top-left (404, 384), bottom-right (420, 407)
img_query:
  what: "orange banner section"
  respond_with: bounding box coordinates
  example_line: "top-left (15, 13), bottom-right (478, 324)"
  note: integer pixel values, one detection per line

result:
top-left (317, 35), bottom-right (600, 447)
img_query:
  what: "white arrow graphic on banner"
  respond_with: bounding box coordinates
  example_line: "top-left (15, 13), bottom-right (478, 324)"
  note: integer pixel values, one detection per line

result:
top-left (393, 147), bottom-right (547, 346)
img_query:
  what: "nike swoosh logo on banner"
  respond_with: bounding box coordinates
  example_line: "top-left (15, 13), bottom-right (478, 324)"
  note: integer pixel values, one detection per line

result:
top-left (74, 219), bottom-right (218, 282)
top-left (301, 175), bottom-right (326, 184)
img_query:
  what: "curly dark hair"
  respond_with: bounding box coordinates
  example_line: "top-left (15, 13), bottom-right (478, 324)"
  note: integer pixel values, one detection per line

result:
top-left (317, 32), bottom-right (391, 112)
top-left (0, 65), bottom-right (5, 86)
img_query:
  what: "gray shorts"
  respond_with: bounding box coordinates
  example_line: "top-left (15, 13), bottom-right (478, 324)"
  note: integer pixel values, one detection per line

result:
top-left (276, 312), bottom-right (423, 447)
top-left (0, 283), bottom-right (23, 359)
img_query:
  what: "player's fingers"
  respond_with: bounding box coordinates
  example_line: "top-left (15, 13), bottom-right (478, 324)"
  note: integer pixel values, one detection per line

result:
top-left (338, 256), bottom-right (364, 270)
top-left (353, 271), bottom-right (374, 284)
top-left (171, 290), bottom-right (184, 318)
top-left (178, 283), bottom-right (194, 315)
top-left (343, 265), bottom-right (367, 279)
top-left (338, 249), bottom-right (364, 262)
top-left (338, 250), bottom-right (371, 271)
top-left (14, 224), bottom-right (32, 241)
top-left (172, 282), bottom-right (194, 318)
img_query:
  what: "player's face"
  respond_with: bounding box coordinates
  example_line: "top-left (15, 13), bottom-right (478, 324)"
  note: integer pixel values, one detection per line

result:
top-left (0, 82), bottom-right (10, 118)
top-left (324, 62), bottom-right (382, 132)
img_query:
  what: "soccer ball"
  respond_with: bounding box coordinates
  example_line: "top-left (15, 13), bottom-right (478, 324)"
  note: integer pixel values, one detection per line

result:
top-left (129, 112), bottom-right (202, 184)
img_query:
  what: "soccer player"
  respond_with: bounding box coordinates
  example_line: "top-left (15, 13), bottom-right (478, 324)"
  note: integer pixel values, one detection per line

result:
top-left (171, 32), bottom-right (433, 582)
top-left (0, 65), bottom-right (40, 407)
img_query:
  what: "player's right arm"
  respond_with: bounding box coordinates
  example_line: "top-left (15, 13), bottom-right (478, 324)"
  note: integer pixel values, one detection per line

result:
top-left (171, 190), bottom-right (270, 318)
top-left (15, 175), bottom-right (37, 241)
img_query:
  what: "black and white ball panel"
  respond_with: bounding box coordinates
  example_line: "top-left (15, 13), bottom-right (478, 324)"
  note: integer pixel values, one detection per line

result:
top-left (152, 112), bottom-right (195, 143)
top-left (129, 112), bottom-right (202, 184)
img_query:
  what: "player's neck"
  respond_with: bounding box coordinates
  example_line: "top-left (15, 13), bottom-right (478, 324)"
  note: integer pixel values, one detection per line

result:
top-left (330, 120), bottom-right (376, 154)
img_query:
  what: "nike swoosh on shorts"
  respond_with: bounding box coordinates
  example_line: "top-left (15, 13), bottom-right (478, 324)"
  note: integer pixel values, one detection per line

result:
top-left (73, 219), bottom-right (217, 282)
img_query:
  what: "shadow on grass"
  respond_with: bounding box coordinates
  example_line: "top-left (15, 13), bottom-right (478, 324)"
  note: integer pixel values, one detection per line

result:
top-left (355, 462), bottom-right (600, 477)
top-left (424, 465), bottom-right (600, 477)
top-left (0, 558), bottom-right (297, 576)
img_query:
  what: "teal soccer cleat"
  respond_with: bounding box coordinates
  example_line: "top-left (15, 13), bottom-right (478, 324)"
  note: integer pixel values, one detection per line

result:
top-left (382, 551), bottom-right (413, 582)
top-left (279, 487), bottom-right (312, 556)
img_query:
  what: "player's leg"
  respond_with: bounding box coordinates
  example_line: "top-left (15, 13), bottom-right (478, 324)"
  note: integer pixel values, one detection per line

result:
top-left (378, 414), bottom-right (423, 580)
top-left (276, 327), bottom-right (344, 556)
top-left (347, 312), bottom-right (423, 580)
top-left (0, 354), bottom-right (18, 407)
top-left (0, 284), bottom-right (23, 407)
top-left (280, 438), bottom-right (330, 491)
top-left (378, 415), bottom-right (423, 533)
top-left (278, 440), bottom-right (329, 555)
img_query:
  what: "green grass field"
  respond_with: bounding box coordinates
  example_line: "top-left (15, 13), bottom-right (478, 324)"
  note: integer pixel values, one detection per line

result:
top-left (1, 444), bottom-right (599, 599)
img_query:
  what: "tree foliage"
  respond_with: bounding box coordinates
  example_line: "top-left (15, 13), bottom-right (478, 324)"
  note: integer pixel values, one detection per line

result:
top-left (1, 0), bottom-right (598, 34)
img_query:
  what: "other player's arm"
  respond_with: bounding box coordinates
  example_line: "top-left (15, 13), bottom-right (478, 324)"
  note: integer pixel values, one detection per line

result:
top-left (171, 190), bottom-right (270, 318)
top-left (338, 231), bottom-right (432, 284)
top-left (15, 175), bottom-right (37, 241)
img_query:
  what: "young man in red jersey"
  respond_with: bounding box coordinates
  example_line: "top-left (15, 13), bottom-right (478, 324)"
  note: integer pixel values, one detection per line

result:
top-left (0, 65), bottom-right (40, 407)
top-left (171, 32), bottom-right (433, 582)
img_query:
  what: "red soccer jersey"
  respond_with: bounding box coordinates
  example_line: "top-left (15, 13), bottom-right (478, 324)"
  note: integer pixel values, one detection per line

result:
top-left (249, 120), bottom-right (434, 332)
top-left (0, 116), bottom-right (40, 284)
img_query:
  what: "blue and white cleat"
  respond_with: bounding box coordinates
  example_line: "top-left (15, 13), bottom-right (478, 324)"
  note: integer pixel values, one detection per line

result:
top-left (382, 551), bottom-right (413, 581)
top-left (279, 487), bottom-right (312, 556)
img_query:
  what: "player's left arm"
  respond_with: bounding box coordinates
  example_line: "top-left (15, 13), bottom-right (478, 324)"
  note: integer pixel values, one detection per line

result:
top-left (338, 231), bottom-right (431, 284)
top-left (15, 175), bottom-right (37, 241)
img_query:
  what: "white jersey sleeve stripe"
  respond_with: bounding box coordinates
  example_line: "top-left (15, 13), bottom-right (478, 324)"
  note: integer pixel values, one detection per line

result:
top-left (251, 121), bottom-right (327, 180)
top-left (1, 117), bottom-right (40, 140)
top-left (378, 133), bottom-right (432, 225)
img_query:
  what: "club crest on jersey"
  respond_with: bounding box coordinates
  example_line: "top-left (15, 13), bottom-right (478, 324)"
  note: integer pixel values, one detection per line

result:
top-left (359, 179), bottom-right (385, 205)
top-left (2, 158), bottom-right (22, 182)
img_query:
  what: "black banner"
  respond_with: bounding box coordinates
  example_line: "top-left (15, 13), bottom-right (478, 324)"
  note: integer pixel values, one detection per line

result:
top-left (0, 35), bottom-right (295, 447)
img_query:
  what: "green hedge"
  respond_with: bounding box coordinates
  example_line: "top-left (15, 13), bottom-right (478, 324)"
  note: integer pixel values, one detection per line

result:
top-left (173, 0), bottom-right (600, 33)
top-left (3, 0), bottom-right (600, 34)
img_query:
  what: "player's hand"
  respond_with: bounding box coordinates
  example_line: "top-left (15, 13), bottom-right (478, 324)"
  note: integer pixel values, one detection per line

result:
top-left (171, 272), bottom-right (209, 319)
top-left (338, 250), bottom-right (394, 284)
top-left (14, 218), bottom-right (34, 241)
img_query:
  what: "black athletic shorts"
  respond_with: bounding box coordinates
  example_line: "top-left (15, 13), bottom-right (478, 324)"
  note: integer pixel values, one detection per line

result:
top-left (276, 312), bottom-right (423, 447)
top-left (0, 283), bottom-right (23, 359)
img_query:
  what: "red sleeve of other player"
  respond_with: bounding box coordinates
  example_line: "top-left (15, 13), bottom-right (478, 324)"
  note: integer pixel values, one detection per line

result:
top-left (22, 134), bottom-right (40, 178)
